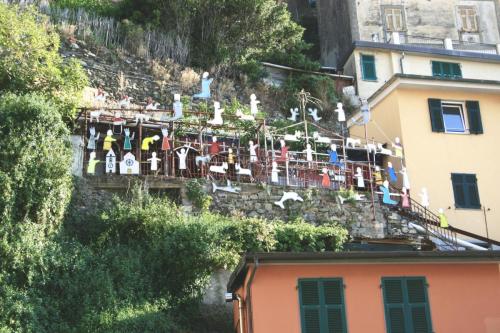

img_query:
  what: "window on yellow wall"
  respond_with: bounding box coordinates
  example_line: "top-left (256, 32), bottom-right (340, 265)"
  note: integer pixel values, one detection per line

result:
top-left (442, 103), bottom-right (466, 133)
top-left (428, 99), bottom-right (483, 134)
top-left (361, 54), bottom-right (377, 81)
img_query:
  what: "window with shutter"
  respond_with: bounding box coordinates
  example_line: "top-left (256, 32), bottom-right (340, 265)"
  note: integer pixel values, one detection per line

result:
top-left (431, 61), bottom-right (462, 78)
top-left (428, 99), bottom-right (445, 132)
top-left (299, 279), bottom-right (347, 333)
top-left (361, 55), bottom-right (377, 81)
top-left (466, 101), bottom-right (483, 134)
top-left (382, 277), bottom-right (432, 333)
top-left (452, 173), bottom-right (481, 209)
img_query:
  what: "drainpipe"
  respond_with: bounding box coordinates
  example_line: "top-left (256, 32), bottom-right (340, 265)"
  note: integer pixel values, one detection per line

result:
top-left (399, 52), bottom-right (405, 74)
top-left (236, 294), bottom-right (244, 333)
top-left (245, 257), bottom-right (259, 333)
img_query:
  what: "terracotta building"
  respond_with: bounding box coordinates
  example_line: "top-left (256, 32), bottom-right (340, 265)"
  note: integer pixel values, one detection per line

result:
top-left (227, 251), bottom-right (500, 333)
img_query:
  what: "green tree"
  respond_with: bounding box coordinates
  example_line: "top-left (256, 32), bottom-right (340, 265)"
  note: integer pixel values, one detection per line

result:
top-left (0, 4), bottom-right (88, 119)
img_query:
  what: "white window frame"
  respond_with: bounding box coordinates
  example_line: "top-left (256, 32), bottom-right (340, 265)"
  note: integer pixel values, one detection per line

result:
top-left (457, 6), bottom-right (479, 33)
top-left (441, 101), bottom-right (468, 134)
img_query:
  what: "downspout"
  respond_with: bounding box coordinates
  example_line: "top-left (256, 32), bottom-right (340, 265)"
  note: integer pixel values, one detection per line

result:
top-left (236, 295), bottom-right (244, 333)
top-left (399, 52), bottom-right (405, 74)
top-left (246, 257), bottom-right (259, 333)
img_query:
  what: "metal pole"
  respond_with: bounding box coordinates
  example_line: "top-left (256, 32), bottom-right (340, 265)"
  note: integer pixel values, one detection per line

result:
top-left (483, 207), bottom-right (491, 249)
top-left (364, 123), bottom-right (376, 222)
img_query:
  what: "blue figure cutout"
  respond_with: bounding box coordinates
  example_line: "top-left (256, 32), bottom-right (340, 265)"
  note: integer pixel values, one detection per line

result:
top-left (328, 144), bottom-right (343, 167)
top-left (387, 162), bottom-right (397, 182)
top-left (380, 180), bottom-right (397, 205)
top-left (193, 72), bottom-right (213, 99)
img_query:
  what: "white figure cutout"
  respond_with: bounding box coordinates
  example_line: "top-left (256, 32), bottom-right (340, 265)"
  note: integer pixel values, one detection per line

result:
top-left (249, 140), bottom-right (259, 163)
top-left (355, 167), bottom-right (365, 188)
top-left (304, 144), bottom-right (314, 162)
top-left (135, 113), bottom-right (151, 125)
top-left (365, 143), bottom-right (377, 153)
top-left (105, 149), bottom-right (116, 174)
top-left (312, 132), bottom-right (331, 144)
top-left (146, 97), bottom-right (160, 110)
top-left (87, 127), bottom-right (100, 150)
top-left (236, 109), bottom-right (255, 121)
top-left (176, 144), bottom-right (192, 170)
top-left (193, 72), bottom-right (213, 99)
top-left (119, 96), bottom-right (132, 109)
top-left (212, 180), bottom-right (241, 194)
top-left (284, 130), bottom-right (302, 142)
top-left (271, 161), bottom-right (280, 183)
top-left (148, 152), bottom-right (161, 171)
top-left (208, 101), bottom-right (224, 125)
top-left (120, 152), bottom-right (140, 175)
top-left (250, 94), bottom-right (260, 116)
top-left (400, 167), bottom-right (411, 189)
top-left (209, 162), bottom-right (229, 174)
top-left (334, 102), bottom-right (346, 122)
top-left (235, 163), bottom-right (254, 181)
top-left (377, 143), bottom-right (392, 155)
top-left (308, 108), bottom-right (322, 122)
top-left (163, 93), bottom-right (183, 122)
top-left (419, 188), bottom-right (430, 208)
top-left (346, 138), bottom-right (361, 148)
top-left (90, 110), bottom-right (103, 123)
top-left (288, 108), bottom-right (299, 122)
top-left (274, 192), bottom-right (304, 209)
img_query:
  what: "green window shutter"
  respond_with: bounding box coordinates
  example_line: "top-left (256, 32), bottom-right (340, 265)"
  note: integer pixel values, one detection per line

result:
top-left (465, 174), bottom-right (481, 208)
top-left (382, 279), bottom-right (406, 333)
top-left (451, 63), bottom-right (462, 78)
top-left (406, 279), bottom-right (432, 333)
top-left (323, 280), bottom-right (346, 333)
top-left (361, 55), bottom-right (377, 81)
top-left (300, 280), bottom-right (322, 333)
top-left (466, 101), bottom-right (483, 134)
top-left (299, 279), bottom-right (347, 333)
top-left (431, 61), bottom-right (441, 77)
top-left (451, 173), bottom-right (467, 208)
top-left (428, 99), bottom-right (445, 132)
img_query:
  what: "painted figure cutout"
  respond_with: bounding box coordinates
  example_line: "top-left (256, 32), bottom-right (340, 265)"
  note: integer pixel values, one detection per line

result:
top-left (392, 137), bottom-right (403, 158)
top-left (335, 102), bottom-right (346, 122)
top-left (161, 128), bottom-right (170, 151)
top-left (304, 144), bottom-right (314, 162)
top-left (103, 130), bottom-right (116, 151)
top-left (277, 139), bottom-right (288, 163)
top-left (401, 187), bottom-right (410, 208)
top-left (400, 167), bottom-right (411, 189)
top-left (355, 167), bottom-right (365, 188)
top-left (145, 97), bottom-right (160, 110)
top-left (438, 208), bottom-right (449, 228)
top-left (176, 145), bottom-right (192, 170)
top-left (321, 168), bottom-right (331, 188)
top-left (162, 94), bottom-right (183, 122)
top-left (123, 128), bottom-right (135, 151)
top-left (212, 180), bottom-right (241, 194)
top-left (209, 136), bottom-right (220, 155)
top-left (193, 72), bottom-right (213, 99)
top-left (141, 135), bottom-right (160, 151)
top-left (387, 162), bottom-right (397, 182)
top-left (105, 149), bottom-right (116, 174)
top-left (271, 161), bottom-right (280, 183)
top-left (87, 152), bottom-right (100, 175)
top-left (227, 148), bottom-right (235, 165)
top-left (148, 152), bottom-right (160, 171)
top-left (250, 94), bottom-right (260, 116)
top-left (236, 109), bottom-right (255, 121)
top-left (308, 108), bottom-right (322, 122)
top-left (374, 165), bottom-right (384, 186)
top-left (249, 141), bottom-right (259, 163)
top-left (274, 191), bottom-right (304, 209)
top-left (87, 127), bottom-right (100, 150)
top-left (208, 101), bottom-right (224, 125)
top-left (419, 188), bottom-right (430, 208)
top-left (120, 152), bottom-right (140, 175)
top-left (328, 144), bottom-right (339, 165)
top-left (380, 180), bottom-right (397, 205)
top-left (119, 95), bottom-right (132, 109)
top-left (288, 108), bottom-right (299, 122)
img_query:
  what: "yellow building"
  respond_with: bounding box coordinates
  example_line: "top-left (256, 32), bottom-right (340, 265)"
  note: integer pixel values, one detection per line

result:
top-left (349, 70), bottom-right (500, 242)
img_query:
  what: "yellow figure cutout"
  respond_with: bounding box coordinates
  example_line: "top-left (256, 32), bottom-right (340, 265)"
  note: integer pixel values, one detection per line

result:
top-left (103, 130), bottom-right (116, 151)
top-left (438, 208), bottom-right (449, 228)
top-left (141, 135), bottom-right (160, 151)
top-left (87, 152), bottom-right (99, 175)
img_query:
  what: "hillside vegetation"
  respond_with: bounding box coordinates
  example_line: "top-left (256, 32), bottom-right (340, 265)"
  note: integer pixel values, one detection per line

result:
top-left (0, 3), bottom-right (348, 332)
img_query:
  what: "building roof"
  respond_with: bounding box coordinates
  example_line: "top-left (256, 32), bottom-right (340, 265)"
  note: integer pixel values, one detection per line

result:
top-left (344, 41), bottom-right (500, 65)
top-left (227, 251), bottom-right (500, 292)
